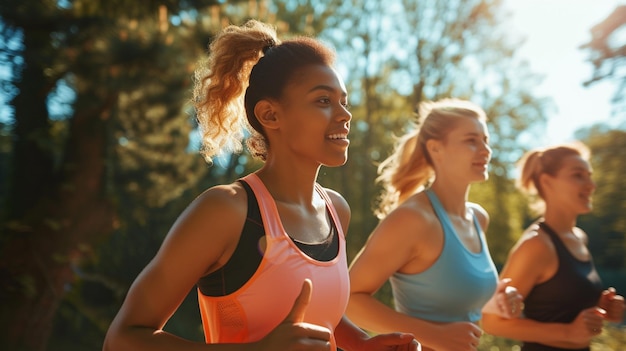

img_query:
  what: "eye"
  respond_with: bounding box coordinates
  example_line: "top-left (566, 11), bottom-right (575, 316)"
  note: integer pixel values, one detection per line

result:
top-left (342, 101), bottom-right (351, 110)
top-left (317, 97), bottom-right (331, 104)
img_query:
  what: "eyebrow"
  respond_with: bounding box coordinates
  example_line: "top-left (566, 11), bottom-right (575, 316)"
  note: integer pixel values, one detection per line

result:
top-left (308, 84), bottom-right (348, 97)
top-left (463, 132), bottom-right (488, 138)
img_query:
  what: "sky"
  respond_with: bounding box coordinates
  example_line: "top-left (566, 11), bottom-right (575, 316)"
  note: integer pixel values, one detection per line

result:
top-left (504, 0), bottom-right (625, 145)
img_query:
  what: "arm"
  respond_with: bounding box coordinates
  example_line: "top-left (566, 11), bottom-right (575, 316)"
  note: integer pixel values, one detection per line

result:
top-left (103, 185), bottom-right (251, 351)
top-left (481, 229), bottom-right (603, 348)
top-left (347, 205), bottom-right (481, 351)
top-left (470, 203), bottom-right (525, 320)
top-left (325, 189), bottom-right (420, 351)
top-left (103, 185), bottom-right (333, 351)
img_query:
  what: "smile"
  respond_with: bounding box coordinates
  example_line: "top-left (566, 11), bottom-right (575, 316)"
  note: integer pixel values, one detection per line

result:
top-left (327, 133), bottom-right (348, 140)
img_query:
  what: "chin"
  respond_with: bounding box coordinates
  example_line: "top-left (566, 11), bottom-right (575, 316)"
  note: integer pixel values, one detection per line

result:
top-left (323, 158), bottom-right (348, 168)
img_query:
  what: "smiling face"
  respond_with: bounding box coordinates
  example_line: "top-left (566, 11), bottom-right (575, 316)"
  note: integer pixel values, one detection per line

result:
top-left (270, 64), bottom-right (351, 167)
top-left (430, 116), bottom-right (492, 184)
top-left (542, 154), bottom-right (595, 215)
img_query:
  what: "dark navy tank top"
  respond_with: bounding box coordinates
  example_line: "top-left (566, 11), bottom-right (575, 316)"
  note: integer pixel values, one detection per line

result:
top-left (522, 222), bottom-right (603, 351)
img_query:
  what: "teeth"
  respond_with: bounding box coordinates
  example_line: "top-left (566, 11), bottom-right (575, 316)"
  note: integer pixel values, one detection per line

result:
top-left (328, 134), bottom-right (347, 139)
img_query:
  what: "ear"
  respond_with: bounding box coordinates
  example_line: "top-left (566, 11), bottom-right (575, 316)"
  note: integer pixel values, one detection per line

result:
top-left (254, 100), bottom-right (279, 130)
top-left (538, 173), bottom-right (553, 193)
top-left (426, 139), bottom-right (441, 156)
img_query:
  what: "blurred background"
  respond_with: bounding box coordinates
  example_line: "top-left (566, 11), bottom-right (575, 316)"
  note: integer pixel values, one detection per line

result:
top-left (0, 1), bottom-right (624, 350)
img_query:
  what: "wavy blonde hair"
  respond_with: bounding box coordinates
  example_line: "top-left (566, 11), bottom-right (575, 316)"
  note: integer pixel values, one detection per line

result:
top-left (375, 98), bottom-right (487, 218)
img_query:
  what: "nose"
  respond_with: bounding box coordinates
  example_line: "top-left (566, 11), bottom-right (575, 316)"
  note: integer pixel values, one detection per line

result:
top-left (337, 104), bottom-right (352, 123)
top-left (588, 177), bottom-right (596, 191)
top-left (482, 141), bottom-right (492, 157)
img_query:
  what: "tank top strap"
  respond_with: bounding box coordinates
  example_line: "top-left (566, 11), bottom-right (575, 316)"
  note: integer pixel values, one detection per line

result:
top-left (538, 221), bottom-right (570, 258)
top-left (241, 173), bottom-right (285, 240)
top-left (241, 174), bottom-right (344, 241)
top-left (314, 183), bottom-right (345, 238)
top-left (425, 188), bottom-right (454, 232)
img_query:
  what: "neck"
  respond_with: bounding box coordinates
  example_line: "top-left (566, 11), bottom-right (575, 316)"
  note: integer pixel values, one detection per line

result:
top-left (429, 181), bottom-right (471, 217)
top-left (542, 208), bottom-right (578, 234)
top-left (255, 163), bottom-right (320, 206)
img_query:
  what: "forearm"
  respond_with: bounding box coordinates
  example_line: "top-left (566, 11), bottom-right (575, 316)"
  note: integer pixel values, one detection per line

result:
top-left (481, 314), bottom-right (584, 348)
top-left (103, 325), bottom-right (253, 351)
top-left (346, 293), bottom-right (440, 347)
top-left (334, 316), bottom-right (370, 351)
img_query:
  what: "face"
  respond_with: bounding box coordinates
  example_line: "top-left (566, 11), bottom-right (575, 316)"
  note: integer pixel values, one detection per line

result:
top-left (272, 64), bottom-right (351, 167)
top-left (542, 155), bottom-right (595, 214)
top-left (433, 117), bottom-right (492, 184)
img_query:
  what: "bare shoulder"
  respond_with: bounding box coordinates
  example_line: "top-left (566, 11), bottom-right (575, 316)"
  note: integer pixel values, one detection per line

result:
top-left (378, 192), bottom-right (441, 242)
top-left (158, 181), bottom-right (249, 270)
top-left (321, 187), bottom-right (351, 233)
top-left (573, 226), bottom-right (590, 244)
top-left (468, 202), bottom-right (489, 230)
top-left (510, 222), bottom-right (555, 262)
top-left (500, 222), bottom-right (558, 291)
top-left (181, 182), bottom-right (248, 227)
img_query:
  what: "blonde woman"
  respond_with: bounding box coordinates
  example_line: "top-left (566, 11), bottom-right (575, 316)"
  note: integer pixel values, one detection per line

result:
top-left (347, 99), bottom-right (522, 351)
top-left (481, 142), bottom-right (624, 350)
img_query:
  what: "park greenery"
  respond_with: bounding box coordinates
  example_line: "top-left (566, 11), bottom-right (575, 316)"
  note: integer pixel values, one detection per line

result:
top-left (0, 1), bottom-right (624, 350)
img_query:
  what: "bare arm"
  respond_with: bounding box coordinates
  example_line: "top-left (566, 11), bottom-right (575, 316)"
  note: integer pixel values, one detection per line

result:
top-left (103, 185), bottom-right (334, 351)
top-left (481, 229), bottom-right (603, 348)
top-left (347, 204), bottom-right (481, 351)
top-left (102, 185), bottom-right (252, 351)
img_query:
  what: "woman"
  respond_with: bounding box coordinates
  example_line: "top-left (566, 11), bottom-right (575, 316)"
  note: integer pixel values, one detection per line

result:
top-left (481, 142), bottom-right (625, 350)
top-left (346, 98), bottom-right (522, 351)
top-left (103, 20), bottom-right (419, 351)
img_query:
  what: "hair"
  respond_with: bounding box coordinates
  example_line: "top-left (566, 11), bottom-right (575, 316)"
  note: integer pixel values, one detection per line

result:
top-left (516, 140), bottom-right (591, 214)
top-left (193, 20), bottom-right (336, 163)
top-left (374, 98), bottom-right (487, 218)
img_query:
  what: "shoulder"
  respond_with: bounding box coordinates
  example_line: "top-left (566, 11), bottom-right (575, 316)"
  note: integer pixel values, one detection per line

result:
top-left (573, 226), bottom-right (589, 245)
top-left (149, 180), bottom-right (250, 279)
top-left (376, 192), bottom-right (441, 240)
top-left (509, 222), bottom-right (556, 263)
top-left (468, 202), bottom-right (489, 230)
top-left (189, 181), bottom-right (248, 217)
top-left (166, 181), bottom-right (249, 249)
top-left (500, 221), bottom-right (559, 293)
top-left (321, 186), bottom-right (351, 233)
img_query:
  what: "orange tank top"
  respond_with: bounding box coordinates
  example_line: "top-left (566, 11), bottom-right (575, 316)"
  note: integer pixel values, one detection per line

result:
top-left (197, 173), bottom-right (349, 350)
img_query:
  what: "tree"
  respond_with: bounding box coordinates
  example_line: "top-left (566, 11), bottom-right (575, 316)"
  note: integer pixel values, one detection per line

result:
top-left (317, 0), bottom-right (549, 266)
top-left (580, 5), bottom-right (626, 119)
top-left (0, 1), bottom-right (228, 350)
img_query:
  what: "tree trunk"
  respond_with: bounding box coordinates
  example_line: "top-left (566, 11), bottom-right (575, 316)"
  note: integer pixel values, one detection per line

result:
top-left (0, 82), bottom-right (116, 351)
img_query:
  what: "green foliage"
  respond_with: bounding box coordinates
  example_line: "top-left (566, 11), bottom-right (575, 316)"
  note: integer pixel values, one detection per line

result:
top-left (1, 0), bottom-right (625, 350)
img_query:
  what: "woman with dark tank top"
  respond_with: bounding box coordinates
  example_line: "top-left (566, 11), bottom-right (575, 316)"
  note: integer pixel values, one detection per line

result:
top-left (482, 142), bottom-right (625, 350)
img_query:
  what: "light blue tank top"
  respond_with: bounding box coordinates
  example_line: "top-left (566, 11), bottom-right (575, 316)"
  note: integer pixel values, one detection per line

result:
top-left (389, 189), bottom-right (498, 323)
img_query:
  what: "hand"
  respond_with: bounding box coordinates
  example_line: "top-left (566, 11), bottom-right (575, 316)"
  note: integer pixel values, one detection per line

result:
top-left (429, 322), bottom-right (482, 351)
top-left (566, 307), bottom-right (605, 345)
top-left (359, 332), bottom-right (421, 351)
top-left (482, 278), bottom-right (524, 319)
top-left (598, 287), bottom-right (625, 323)
top-left (255, 279), bottom-right (331, 351)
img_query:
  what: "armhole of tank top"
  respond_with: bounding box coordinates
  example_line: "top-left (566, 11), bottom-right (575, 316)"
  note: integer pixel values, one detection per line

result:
top-left (196, 179), bottom-right (264, 296)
